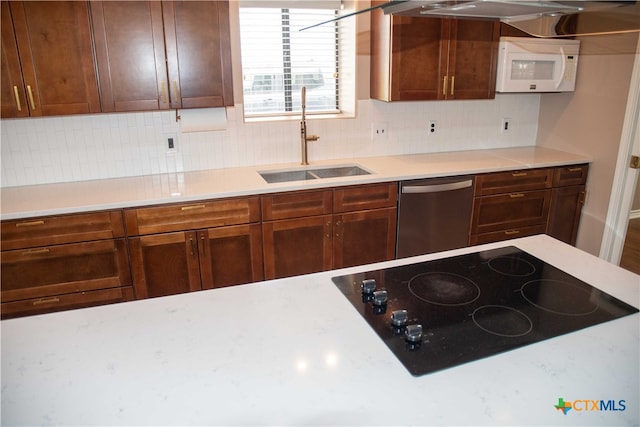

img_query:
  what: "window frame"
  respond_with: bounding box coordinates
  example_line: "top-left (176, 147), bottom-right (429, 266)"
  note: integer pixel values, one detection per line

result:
top-left (236, 1), bottom-right (356, 123)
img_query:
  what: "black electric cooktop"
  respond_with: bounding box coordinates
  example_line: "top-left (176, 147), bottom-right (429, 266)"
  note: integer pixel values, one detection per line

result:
top-left (331, 246), bottom-right (638, 377)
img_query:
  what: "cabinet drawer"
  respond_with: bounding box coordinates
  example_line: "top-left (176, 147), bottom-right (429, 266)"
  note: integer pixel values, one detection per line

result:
top-left (474, 168), bottom-right (553, 196)
top-left (261, 190), bottom-right (332, 221)
top-left (124, 196), bottom-right (260, 235)
top-left (553, 164), bottom-right (589, 186)
top-left (1, 286), bottom-right (135, 320)
top-left (470, 225), bottom-right (546, 246)
top-left (334, 182), bottom-right (398, 213)
top-left (471, 189), bottom-right (551, 234)
top-left (1, 211), bottom-right (125, 250)
top-left (1, 239), bottom-right (131, 302)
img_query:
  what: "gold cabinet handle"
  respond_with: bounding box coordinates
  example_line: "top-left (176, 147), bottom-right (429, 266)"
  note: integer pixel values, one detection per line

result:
top-left (504, 230), bottom-right (520, 235)
top-left (160, 81), bottom-right (168, 103)
top-left (12, 86), bottom-right (22, 111)
top-left (26, 85), bottom-right (36, 110)
top-left (200, 234), bottom-right (206, 256)
top-left (189, 237), bottom-right (196, 257)
top-left (325, 221), bottom-right (331, 238)
top-left (511, 172), bottom-right (527, 177)
top-left (22, 248), bottom-right (50, 256)
top-left (509, 193), bottom-right (525, 198)
top-left (16, 220), bottom-right (45, 227)
top-left (172, 80), bottom-right (180, 102)
top-left (33, 297), bottom-right (60, 306)
top-left (568, 167), bottom-right (582, 172)
top-left (442, 76), bottom-right (448, 96)
top-left (450, 76), bottom-right (455, 96)
top-left (181, 204), bottom-right (205, 211)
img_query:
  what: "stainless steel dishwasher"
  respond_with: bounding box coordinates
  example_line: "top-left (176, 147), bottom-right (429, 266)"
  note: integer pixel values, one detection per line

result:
top-left (396, 176), bottom-right (474, 258)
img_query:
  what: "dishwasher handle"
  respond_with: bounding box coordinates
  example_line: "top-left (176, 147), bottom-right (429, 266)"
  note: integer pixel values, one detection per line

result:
top-left (401, 179), bottom-right (473, 194)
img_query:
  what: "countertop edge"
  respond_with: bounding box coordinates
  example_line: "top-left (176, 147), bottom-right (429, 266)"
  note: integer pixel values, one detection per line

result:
top-left (0, 146), bottom-right (592, 220)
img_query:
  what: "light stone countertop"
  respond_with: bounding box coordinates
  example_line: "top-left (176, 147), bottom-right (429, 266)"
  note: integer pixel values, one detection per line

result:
top-left (0, 146), bottom-right (591, 220)
top-left (1, 235), bottom-right (638, 426)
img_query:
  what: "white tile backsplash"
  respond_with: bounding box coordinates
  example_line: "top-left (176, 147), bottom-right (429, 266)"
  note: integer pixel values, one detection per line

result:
top-left (0, 95), bottom-right (539, 188)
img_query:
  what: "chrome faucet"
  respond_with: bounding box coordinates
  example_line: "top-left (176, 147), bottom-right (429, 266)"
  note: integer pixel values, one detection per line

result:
top-left (300, 86), bottom-right (319, 165)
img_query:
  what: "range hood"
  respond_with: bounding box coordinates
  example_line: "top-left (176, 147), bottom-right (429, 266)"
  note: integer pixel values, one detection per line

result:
top-left (303, 1), bottom-right (640, 38)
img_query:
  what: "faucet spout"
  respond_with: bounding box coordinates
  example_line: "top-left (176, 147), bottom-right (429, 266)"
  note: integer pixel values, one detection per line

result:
top-left (300, 86), bottom-right (319, 165)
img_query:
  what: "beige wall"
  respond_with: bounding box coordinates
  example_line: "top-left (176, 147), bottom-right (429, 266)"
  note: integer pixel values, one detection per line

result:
top-left (537, 33), bottom-right (639, 255)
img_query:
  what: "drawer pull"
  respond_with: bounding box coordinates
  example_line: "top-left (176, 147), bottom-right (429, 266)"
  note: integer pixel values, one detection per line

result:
top-left (12, 85), bottom-right (22, 111)
top-left (568, 167), bottom-right (583, 172)
top-left (16, 220), bottom-right (45, 227)
top-left (509, 193), bottom-right (525, 198)
top-left (504, 230), bottom-right (520, 235)
top-left (26, 85), bottom-right (36, 110)
top-left (22, 248), bottom-right (50, 256)
top-left (511, 172), bottom-right (527, 177)
top-left (181, 204), bottom-right (206, 211)
top-left (33, 297), bottom-right (60, 306)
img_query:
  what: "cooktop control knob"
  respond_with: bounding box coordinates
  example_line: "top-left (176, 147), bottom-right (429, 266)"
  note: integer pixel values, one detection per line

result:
top-left (361, 279), bottom-right (376, 294)
top-left (391, 309), bottom-right (408, 327)
top-left (372, 290), bottom-right (388, 306)
top-left (405, 324), bottom-right (423, 343)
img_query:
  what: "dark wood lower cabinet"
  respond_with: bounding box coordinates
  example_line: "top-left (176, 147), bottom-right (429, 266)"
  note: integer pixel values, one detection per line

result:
top-left (129, 225), bottom-right (264, 299)
top-left (262, 215), bottom-right (333, 280)
top-left (199, 224), bottom-right (263, 290)
top-left (547, 185), bottom-right (586, 245)
top-left (0, 239), bottom-right (132, 319)
top-left (263, 208), bottom-right (397, 280)
top-left (334, 208), bottom-right (397, 269)
top-left (128, 231), bottom-right (201, 299)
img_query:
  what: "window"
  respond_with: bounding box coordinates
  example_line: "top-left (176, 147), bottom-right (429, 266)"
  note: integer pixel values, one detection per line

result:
top-left (239, 3), bottom-right (353, 118)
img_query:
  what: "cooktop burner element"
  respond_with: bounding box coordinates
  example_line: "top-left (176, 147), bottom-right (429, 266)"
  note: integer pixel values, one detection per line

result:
top-left (408, 272), bottom-right (480, 306)
top-left (332, 246), bottom-right (638, 376)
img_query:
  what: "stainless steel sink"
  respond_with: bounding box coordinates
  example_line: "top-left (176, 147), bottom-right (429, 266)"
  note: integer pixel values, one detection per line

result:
top-left (310, 165), bottom-right (370, 179)
top-left (259, 170), bottom-right (318, 184)
top-left (259, 164), bottom-right (371, 183)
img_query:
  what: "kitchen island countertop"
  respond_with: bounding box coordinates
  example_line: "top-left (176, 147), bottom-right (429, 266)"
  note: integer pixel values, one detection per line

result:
top-left (1, 235), bottom-right (638, 426)
top-left (0, 146), bottom-right (590, 220)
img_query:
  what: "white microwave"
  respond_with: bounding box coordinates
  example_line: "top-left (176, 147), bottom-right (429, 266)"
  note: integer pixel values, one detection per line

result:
top-left (496, 37), bottom-right (580, 93)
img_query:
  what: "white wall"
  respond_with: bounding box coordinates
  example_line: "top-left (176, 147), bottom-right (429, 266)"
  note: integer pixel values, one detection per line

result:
top-left (0, 95), bottom-right (540, 187)
top-left (537, 32), bottom-right (639, 256)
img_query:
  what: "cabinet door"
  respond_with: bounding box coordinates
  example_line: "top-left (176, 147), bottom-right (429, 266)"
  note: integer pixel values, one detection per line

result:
top-left (198, 224), bottom-right (264, 290)
top-left (547, 185), bottom-right (586, 245)
top-left (129, 231), bottom-right (202, 299)
top-left (446, 19), bottom-right (500, 100)
top-left (263, 216), bottom-right (332, 280)
top-left (163, 0), bottom-right (233, 108)
top-left (334, 208), bottom-right (397, 269)
top-left (371, 4), bottom-right (446, 101)
top-left (1, 239), bottom-right (131, 303)
top-left (8, 1), bottom-right (100, 116)
top-left (471, 189), bottom-right (552, 235)
top-left (90, 1), bottom-right (170, 112)
top-left (1, 2), bottom-right (28, 118)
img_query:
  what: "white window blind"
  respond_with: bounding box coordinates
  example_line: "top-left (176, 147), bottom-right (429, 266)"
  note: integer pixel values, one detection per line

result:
top-left (239, 6), bottom-right (341, 117)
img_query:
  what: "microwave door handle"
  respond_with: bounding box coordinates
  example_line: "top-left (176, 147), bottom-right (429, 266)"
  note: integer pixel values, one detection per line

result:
top-left (556, 47), bottom-right (567, 90)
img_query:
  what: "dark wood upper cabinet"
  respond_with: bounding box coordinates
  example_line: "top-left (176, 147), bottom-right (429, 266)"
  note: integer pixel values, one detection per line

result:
top-left (370, 1), bottom-right (499, 101)
top-left (91, 0), bottom-right (233, 113)
top-left (90, 1), bottom-right (169, 112)
top-left (163, 0), bottom-right (234, 108)
top-left (0, 1), bottom-right (100, 118)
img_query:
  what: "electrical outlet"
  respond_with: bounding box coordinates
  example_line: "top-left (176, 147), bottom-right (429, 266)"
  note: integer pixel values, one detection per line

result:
top-left (501, 118), bottom-right (511, 133)
top-left (428, 120), bottom-right (437, 135)
top-left (371, 122), bottom-right (388, 141)
top-left (165, 133), bottom-right (178, 153)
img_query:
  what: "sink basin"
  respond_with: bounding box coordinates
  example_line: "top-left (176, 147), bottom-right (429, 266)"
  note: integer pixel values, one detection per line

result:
top-left (310, 165), bottom-right (370, 179)
top-left (259, 170), bottom-right (318, 184)
top-left (259, 164), bottom-right (371, 183)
